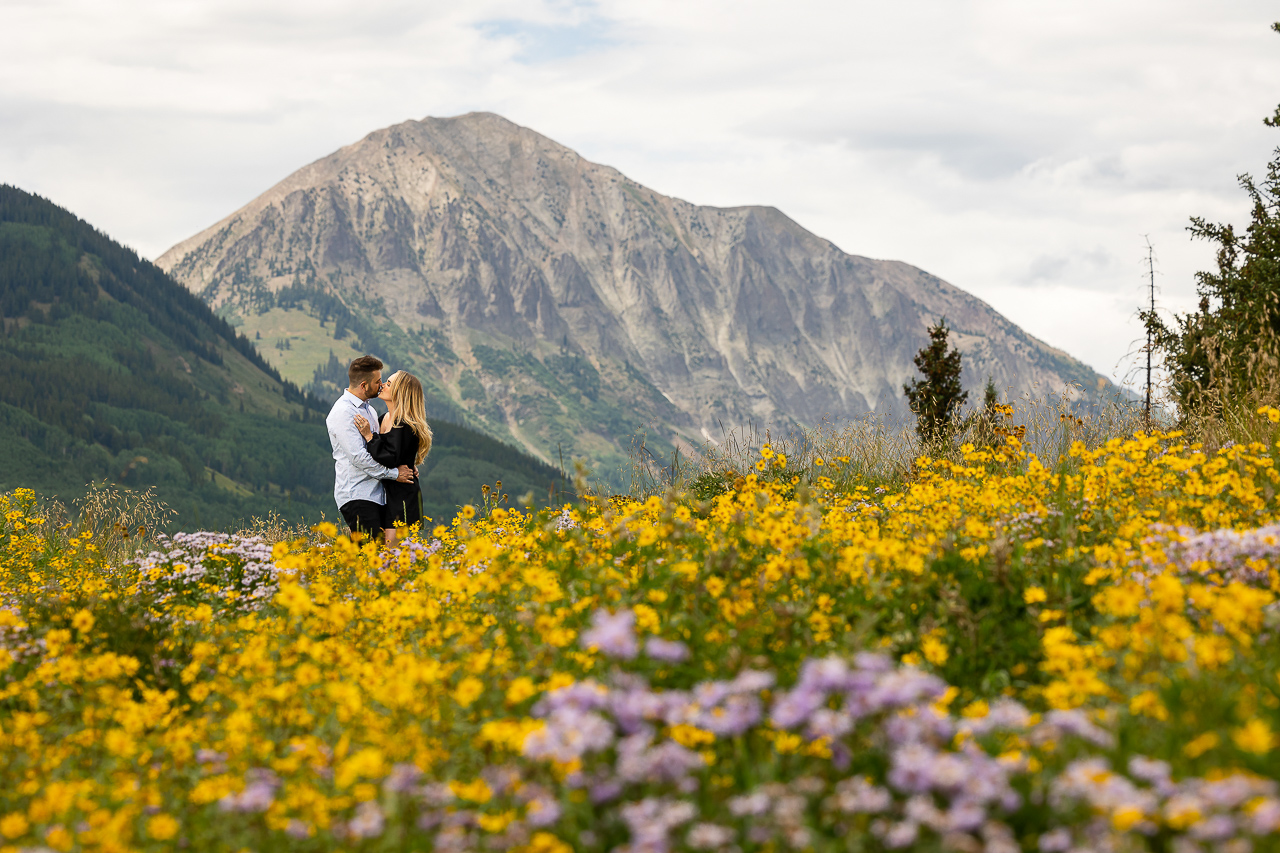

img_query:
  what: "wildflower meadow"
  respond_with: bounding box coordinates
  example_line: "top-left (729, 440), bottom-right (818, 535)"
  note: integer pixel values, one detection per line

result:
top-left (4, 407), bottom-right (1280, 853)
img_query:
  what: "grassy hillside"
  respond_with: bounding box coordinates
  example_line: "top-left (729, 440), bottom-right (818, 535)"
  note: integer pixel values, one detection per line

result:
top-left (0, 186), bottom-right (564, 529)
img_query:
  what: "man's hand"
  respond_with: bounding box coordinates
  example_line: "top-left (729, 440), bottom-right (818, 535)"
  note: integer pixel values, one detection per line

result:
top-left (396, 465), bottom-right (417, 483)
top-left (353, 414), bottom-right (373, 441)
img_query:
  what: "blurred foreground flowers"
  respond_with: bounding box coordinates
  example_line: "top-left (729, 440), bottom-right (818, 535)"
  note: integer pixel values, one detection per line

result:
top-left (3, 414), bottom-right (1280, 851)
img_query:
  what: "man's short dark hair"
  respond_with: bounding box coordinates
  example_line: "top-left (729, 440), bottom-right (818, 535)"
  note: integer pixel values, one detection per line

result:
top-left (349, 355), bottom-right (384, 387)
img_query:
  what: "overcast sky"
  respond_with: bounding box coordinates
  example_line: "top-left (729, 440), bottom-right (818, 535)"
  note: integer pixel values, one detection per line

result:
top-left (3, 0), bottom-right (1279, 385)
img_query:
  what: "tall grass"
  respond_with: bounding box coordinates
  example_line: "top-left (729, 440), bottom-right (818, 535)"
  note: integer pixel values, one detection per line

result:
top-left (1, 482), bottom-right (328, 566)
top-left (624, 385), bottom-right (1154, 500)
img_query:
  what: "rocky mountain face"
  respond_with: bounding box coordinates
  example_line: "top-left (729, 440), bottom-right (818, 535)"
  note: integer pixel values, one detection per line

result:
top-left (158, 112), bottom-right (1109, 478)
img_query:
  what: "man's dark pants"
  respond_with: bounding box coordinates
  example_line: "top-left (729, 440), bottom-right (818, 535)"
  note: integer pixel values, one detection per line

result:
top-left (340, 500), bottom-right (384, 539)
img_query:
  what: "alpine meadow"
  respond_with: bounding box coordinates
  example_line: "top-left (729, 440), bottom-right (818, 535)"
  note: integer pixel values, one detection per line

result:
top-left (6, 16), bottom-right (1280, 853)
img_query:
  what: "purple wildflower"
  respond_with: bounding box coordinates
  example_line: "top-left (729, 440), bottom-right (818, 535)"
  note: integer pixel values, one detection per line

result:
top-left (1189, 814), bottom-right (1235, 842)
top-left (830, 778), bottom-right (892, 814)
top-left (616, 734), bottom-right (705, 784)
top-left (536, 679), bottom-right (611, 715)
top-left (887, 743), bottom-right (936, 794)
top-left (218, 768), bottom-right (279, 813)
top-left (687, 823), bottom-right (736, 850)
top-left (347, 801), bottom-right (385, 839)
top-left (646, 637), bottom-right (690, 663)
top-left (522, 707), bottom-right (615, 762)
top-left (619, 797), bottom-right (697, 853)
top-left (730, 669), bottom-right (776, 693)
top-left (1033, 710), bottom-right (1115, 748)
top-left (728, 792), bottom-right (771, 817)
top-left (524, 792), bottom-right (562, 827)
top-left (769, 684), bottom-right (825, 729)
top-left (580, 608), bottom-right (639, 659)
top-left (944, 799), bottom-right (987, 833)
top-left (806, 708), bottom-right (853, 740)
top-left (590, 778), bottom-right (624, 805)
top-left (798, 656), bottom-right (852, 691)
top-left (1038, 828), bottom-right (1072, 852)
top-left (1247, 797), bottom-right (1280, 834)
top-left (383, 763), bottom-right (423, 794)
top-left (882, 820), bottom-right (919, 849)
top-left (698, 694), bottom-right (762, 736)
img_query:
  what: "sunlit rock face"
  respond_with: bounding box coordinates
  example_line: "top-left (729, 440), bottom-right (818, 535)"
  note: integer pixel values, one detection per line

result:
top-left (159, 112), bottom-right (1107, 470)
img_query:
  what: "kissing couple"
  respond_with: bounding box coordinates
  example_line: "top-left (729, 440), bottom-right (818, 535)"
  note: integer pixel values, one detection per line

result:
top-left (324, 355), bottom-right (434, 545)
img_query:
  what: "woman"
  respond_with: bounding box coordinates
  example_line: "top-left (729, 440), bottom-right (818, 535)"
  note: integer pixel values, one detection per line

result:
top-left (353, 370), bottom-right (433, 545)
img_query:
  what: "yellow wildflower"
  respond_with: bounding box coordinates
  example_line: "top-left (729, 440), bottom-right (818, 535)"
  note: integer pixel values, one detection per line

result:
top-left (1233, 719), bottom-right (1276, 755)
top-left (147, 814), bottom-right (180, 840)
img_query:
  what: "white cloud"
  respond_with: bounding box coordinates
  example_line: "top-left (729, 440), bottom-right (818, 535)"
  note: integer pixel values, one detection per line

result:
top-left (2, 0), bottom-right (1277, 386)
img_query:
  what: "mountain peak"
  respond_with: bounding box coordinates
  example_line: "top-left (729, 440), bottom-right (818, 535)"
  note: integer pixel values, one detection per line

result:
top-left (157, 113), bottom-right (1110, 479)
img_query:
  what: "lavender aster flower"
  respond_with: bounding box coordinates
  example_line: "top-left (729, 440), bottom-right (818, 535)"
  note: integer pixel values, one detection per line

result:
top-left (535, 680), bottom-right (610, 714)
top-left (646, 637), bottom-right (690, 663)
top-left (1128, 756), bottom-right (1174, 795)
top-left (854, 651), bottom-right (894, 673)
top-left (798, 656), bottom-right (851, 691)
top-left (347, 801), bottom-right (385, 839)
top-left (728, 792), bottom-right (771, 817)
top-left (1188, 814), bottom-right (1235, 842)
top-left (522, 708), bottom-right (615, 762)
top-left (887, 743), bottom-right (936, 794)
top-left (882, 820), bottom-right (919, 849)
top-left (580, 608), bottom-right (639, 659)
top-left (806, 708), bottom-right (853, 740)
top-left (383, 763), bottom-right (423, 794)
top-left (830, 778), bottom-right (892, 814)
top-left (729, 670), bottom-right (776, 693)
top-left (616, 735), bottom-right (705, 784)
top-left (218, 768), bottom-right (279, 813)
top-left (769, 684), bottom-right (825, 729)
top-left (619, 798), bottom-right (697, 853)
top-left (944, 799), bottom-right (987, 833)
top-left (1037, 828), bottom-right (1072, 852)
top-left (698, 694), bottom-right (762, 736)
top-left (525, 794), bottom-right (562, 827)
top-left (687, 823), bottom-right (736, 849)
top-left (590, 778), bottom-right (624, 805)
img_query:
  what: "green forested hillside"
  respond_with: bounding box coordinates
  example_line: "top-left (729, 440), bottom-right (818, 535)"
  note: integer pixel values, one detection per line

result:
top-left (0, 186), bottom-right (564, 529)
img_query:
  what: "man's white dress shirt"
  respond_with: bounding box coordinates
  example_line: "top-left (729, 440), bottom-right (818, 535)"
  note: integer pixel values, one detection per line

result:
top-left (326, 390), bottom-right (396, 508)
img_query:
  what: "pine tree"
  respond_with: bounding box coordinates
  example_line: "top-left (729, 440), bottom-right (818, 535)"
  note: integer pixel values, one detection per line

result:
top-left (904, 319), bottom-right (969, 444)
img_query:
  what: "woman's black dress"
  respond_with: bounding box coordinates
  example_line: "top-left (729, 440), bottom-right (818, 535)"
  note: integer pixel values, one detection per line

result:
top-left (367, 424), bottom-right (422, 528)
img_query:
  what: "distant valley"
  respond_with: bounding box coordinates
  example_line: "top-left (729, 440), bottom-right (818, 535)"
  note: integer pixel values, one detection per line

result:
top-left (158, 112), bottom-right (1113, 482)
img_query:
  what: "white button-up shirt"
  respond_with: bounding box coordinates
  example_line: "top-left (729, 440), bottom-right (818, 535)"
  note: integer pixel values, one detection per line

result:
top-left (326, 389), bottom-right (396, 508)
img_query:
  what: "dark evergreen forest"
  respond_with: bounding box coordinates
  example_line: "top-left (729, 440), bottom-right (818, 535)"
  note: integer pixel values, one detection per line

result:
top-left (0, 185), bottom-right (563, 530)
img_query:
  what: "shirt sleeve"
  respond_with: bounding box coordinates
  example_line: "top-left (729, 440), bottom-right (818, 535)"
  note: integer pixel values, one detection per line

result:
top-left (335, 406), bottom-right (398, 480)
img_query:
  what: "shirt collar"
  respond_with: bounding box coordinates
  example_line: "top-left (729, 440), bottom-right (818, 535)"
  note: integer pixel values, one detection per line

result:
top-left (342, 389), bottom-right (370, 409)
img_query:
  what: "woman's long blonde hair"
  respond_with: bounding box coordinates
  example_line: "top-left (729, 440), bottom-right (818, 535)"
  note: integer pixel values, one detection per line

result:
top-left (388, 371), bottom-right (433, 465)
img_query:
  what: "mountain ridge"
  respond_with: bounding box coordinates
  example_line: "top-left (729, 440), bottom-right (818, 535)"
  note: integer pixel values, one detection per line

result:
top-left (158, 112), bottom-right (1112, 478)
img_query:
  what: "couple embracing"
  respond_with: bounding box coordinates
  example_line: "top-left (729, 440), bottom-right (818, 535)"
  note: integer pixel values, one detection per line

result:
top-left (325, 355), bottom-right (433, 545)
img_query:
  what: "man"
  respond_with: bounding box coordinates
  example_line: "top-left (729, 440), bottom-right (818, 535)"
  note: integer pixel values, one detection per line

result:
top-left (326, 355), bottom-right (415, 539)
